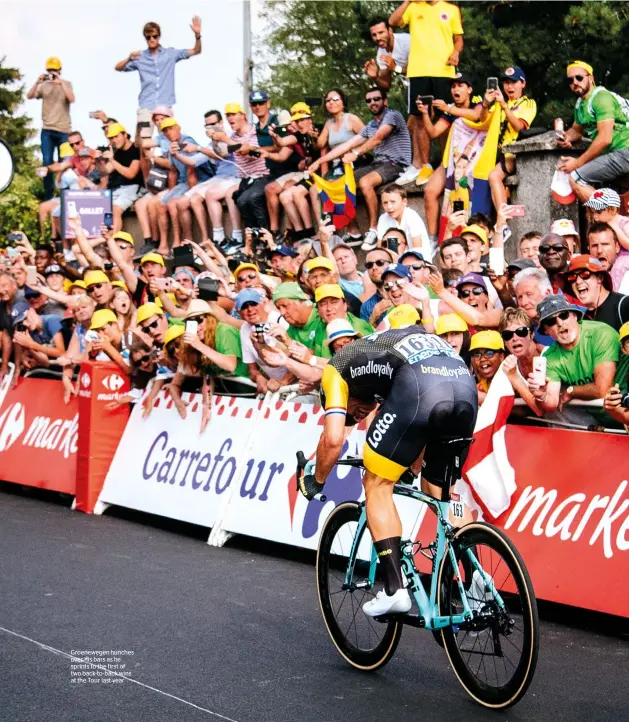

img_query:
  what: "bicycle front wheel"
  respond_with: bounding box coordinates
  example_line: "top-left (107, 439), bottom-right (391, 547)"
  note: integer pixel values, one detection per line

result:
top-left (316, 502), bottom-right (402, 671)
top-left (437, 522), bottom-right (539, 709)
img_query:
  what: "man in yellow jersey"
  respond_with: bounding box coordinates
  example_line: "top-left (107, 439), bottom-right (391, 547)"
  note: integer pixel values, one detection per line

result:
top-left (389, 1), bottom-right (464, 187)
top-left (298, 327), bottom-right (477, 617)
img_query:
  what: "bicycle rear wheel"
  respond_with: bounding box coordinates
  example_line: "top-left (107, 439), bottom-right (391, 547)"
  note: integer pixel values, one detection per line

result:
top-left (316, 502), bottom-right (402, 671)
top-left (437, 522), bottom-right (539, 709)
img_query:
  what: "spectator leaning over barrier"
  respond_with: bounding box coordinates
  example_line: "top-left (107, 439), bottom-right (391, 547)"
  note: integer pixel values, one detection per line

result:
top-left (376, 185), bottom-right (431, 260)
top-left (86, 308), bottom-right (130, 374)
top-left (389, 0), bottom-right (464, 187)
top-left (499, 307), bottom-right (542, 416)
top-left (12, 304), bottom-right (66, 372)
top-left (528, 295), bottom-right (618, 416)
top-left (364, 15), bottom-right (410, 94)
top-left (538, 232), bottom-right (578, 303)
top-left (588, 221), bottom-right (629, 295)
top-left (603, 322), bottom-right (629, 428)
top-left (518, 230), bottom-right (542, 266)
top-left (469, 329), bottom-right (505, 405)
top-left (272, 282), bottom-right (321, 353)
top-left (359, 247), bottom-right (395, 324)
top-left (25, 284), bottom-right (65, 318)
top-left (59, 295), bottom-right (97, 403)
top-left (26, 56), bottom-right (75, 201)
top-left (550, 218), bottom-right (580, 256)
top-left (332, 245), bottom-right (364, 297)
top-left (84, 269), bottom-right (114, 309)
top-left (435, 312), bottom-right (470, 362)
top-left (378, 264), bottom-right (434, 332)
top-left (137, 302), bottom-right (169, 347)
top-left (115, 17), bottom-right (202, 111)
top-left (0, 274), bottom-right (22, 380)
top-left (309, 87), bottom-right (412, 251)
top-left (103, 122), bottom-right (143, 233)
top-left (564, 255), bottom-right (629, 332)
top-left (558, 61), bottom-right (629, 203)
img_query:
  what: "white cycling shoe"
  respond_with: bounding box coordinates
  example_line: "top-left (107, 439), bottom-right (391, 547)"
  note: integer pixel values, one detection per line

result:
top-left (363, 588), bottom-right (412, 617)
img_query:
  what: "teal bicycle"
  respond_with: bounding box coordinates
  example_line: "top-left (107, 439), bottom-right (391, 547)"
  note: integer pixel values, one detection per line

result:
top-left (298, 438), bottom-right (539, 710)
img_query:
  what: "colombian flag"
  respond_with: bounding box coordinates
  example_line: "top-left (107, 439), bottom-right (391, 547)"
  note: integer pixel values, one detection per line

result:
top-left (312, 164), bottom-right (357, 230)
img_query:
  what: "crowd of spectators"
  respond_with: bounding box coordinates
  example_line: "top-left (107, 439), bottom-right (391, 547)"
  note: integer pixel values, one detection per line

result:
top-left (4, 4), bottom-right (629, 435)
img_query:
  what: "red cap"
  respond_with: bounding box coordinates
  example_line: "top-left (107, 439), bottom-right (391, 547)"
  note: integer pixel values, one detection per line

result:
top-left (566, 255), bottom-right (613, 291)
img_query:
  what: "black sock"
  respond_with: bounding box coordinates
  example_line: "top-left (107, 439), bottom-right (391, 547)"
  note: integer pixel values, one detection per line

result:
top-left (303, 226), bottom-right (314, 238)
top-left (374, 537), bottom-right (404, 595)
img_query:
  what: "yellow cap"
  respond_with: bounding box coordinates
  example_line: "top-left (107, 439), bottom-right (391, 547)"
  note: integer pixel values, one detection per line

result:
top-left (69, 279), bottom-right (87, 291)
top-left (136, 302), bottom-right (164, 324)
top-left (388, 304), bottom-right (420, 329)
top-left (89, 309), bottom-right (117, 330)
top-left (113, 231), bottom-right (134, 246)
top-left (106, 122), bottom-right (126, 139)
top-left (233, 262), bottom-right (259, 279)
top-left (567, 60), bottom-right (593, 76)
top-left (45, 56), bottom-right (62, 70)
top-left (225, 102), bottom-right (245, 115)
top-left (290, 102), bottom-right (312, 121)
top-left (314, 284), bottom-right (344, 303)
top-left (305, 257), bottom-right (335, 274)
top-left (164, 324), bottom-right (185, 348)
top-left (619, 321), bottom-right (629, 342)
top-left (111, 280), bottom-right (129, 291)
top-left (469, 330), bottom-right (505, 352)
top-left (84, 269), bottom-right (110, 286)
top-left (461, 224), bottom-right (489, 246)
top-left (59, 142), bottom-right (74, 158)
top-left (159, 117), bottom-right (179, 131)
top-left (436, 313), bottom-right (468, 335)
top-left (141, 252), bottom-right (165, 267)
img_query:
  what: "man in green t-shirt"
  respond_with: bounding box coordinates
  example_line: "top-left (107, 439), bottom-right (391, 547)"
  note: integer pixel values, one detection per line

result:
top-left (527, 295), bottom-right (618, 417)
top-left (558, 60), bottom-right (629, 203)
top-left (272, 282), bottom-right (323, 351)
top-left (312, 284), bottom-right (374, 359)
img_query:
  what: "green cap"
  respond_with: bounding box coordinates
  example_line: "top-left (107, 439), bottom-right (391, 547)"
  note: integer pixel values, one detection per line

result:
top-left (272, 282), bottom-right (310, 303)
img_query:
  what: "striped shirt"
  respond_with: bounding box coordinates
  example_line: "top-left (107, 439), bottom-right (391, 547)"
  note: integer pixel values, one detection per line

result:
top-left (231, 126), bottom-right (269, 178)
top-left (359, 109), bottom-right (412, 166)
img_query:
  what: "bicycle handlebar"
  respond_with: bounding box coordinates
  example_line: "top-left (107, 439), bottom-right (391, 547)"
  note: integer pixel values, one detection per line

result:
top-left (295, 451), bottom-right (326, 502)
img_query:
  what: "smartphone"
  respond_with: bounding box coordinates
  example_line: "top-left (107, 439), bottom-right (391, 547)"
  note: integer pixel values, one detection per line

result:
top-left (505, 204), bottom-right (526, 218)
top-left (173, 245), bottom-right (195, 269)
top-left (26, 265), bottom-right (38, 286)
top-left (54, 240), bottom-right (64, 254)
top-left (153, 278), bottom-right (172, 291)
top-left (85, 329), bottom-right (100, 343)
top-left (248, 149), bottom-right (262, 158)
top-left (89, 111), bottom-right (100, 119)
top-left (383, 235), bottom-right (399, 253)
top-left (7, 232), bottom-right (23, 243)
top-left (103, 211), bottom-right (113, 229)
top-left (7, 246), bottom-right (19, 258)
top-left (321, 212), bottom-right (333, 227)
top-left (452, 200), bottom-right (465, 213)
top-left (67, 201), bottom-right (78, 219)
top-left (227, 143), bottom-right (242, 153)
top-left (185, 320), bottom-right (198, 337)
top-left (489, 247), bottom-right (505, 275)
top-left (533, 356), bottom-right (547, 386)
top-left (487, 77), bottom-right (499, 91)
top-left (153, 147), bottom-right (164, 158)
top-left (418, 94), bottom-right (434, 109)
top-left (197, 277), bottom-right (220, 302)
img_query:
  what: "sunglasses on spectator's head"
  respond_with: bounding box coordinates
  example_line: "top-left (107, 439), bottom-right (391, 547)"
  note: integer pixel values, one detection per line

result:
top-left (566, 269), bottom-right (595, 283)
top-left (366, 96), bottom-right (383, 104)
top-left (365, 259), bottom-right (388, 269)
top-left (459, 287), bottom-right (486, 299)
top-left (383, 279), bottom-right (407, 291)
top-left (471, 349), bottom-right (501, 360)
top-left (542, 310), bottom-right (572, 329)
top-left (567, 74), bottom-right (586, 84)
top-left (326, 96), bottom-right (342, 103)
top-left (501, 326), bottom-right (530, 341)
top-left (237, 272), bottom-right (257, 282)
top-left (141, 318), bottom-right (161, 332)
top-left (87, 283), bottom-right (104, 294)
top-left (539, 243), bottom-right (567, 254)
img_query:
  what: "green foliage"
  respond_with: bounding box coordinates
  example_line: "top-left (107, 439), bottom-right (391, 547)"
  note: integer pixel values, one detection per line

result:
top-left (0, 173), bottom-right (42, 243)
top-left (258, 1), bottom-right (629, 127)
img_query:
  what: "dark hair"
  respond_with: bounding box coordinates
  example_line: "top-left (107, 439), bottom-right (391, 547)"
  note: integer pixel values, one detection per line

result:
top-left (204, 109), bottom-right (222, 121)
top-left (366, 247), bottom-right (394, 262)
top-left (382, 227), bottom-right (407, 243)
top-left (467, 212), bottom-right (492, 231)
top-left (143, 22), bottom-right (161, 37)
top-left (68, 130), bottom-right (83, 140)
top-left (381, 184), bottom-right (406, 199)
top-left (440, 236), bottom-right (469, 258)
top-left (442, 268), bottom-right (464, 286)
top-left (368, 16), bottom-right (390, 31)
top-left (588, 221), bottom-right (619, 244)
top-left (37, 244), bottom-right (55, 256)
top-left (366, 86), bottom-right (387, 100)
top-left (325, 88), bottom-right (348, 112)
top-left (519, 230), bottom-right (542, 244)
top-left (106, 117), bottom-right (117, 124)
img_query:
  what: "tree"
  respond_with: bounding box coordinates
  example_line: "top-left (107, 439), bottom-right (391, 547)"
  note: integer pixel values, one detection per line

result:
top-left (257, 1), bottom-right (629, 127)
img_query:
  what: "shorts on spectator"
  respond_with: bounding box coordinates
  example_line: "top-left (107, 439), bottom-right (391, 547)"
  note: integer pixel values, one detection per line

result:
top-left (184, 177), bottom-right (240, 198)
top-left (273, 171), bottom-right (304, 188)
top-left (50, 200), bottom-right (62, 218)
top-left (160, 183), bottom-right (189, 204)
top-left (571, 147), bottom-right (629, 186)
top-left (498, 152), bottom-right (517, 176)
top-left (112, 184), bottom-right (141, 211)
top-left (137, 107), bottom-right (173, 135)
top-left (408, 77), bottom-right (453, 117)
top-left (354, 161), bottom-right (405, 186)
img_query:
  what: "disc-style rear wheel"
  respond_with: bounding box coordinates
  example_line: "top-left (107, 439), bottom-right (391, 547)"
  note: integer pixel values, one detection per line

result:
top-left (316, 502), bottom-right (402, 671)
top-left (437, 522), bottom-right (539, 709)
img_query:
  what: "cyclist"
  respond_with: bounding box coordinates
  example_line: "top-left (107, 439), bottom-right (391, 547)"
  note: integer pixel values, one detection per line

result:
top-left (299, 326), bottom-right (477, 616)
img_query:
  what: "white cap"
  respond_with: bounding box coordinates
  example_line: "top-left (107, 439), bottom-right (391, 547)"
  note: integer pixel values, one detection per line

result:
top-left (325, 318), bottom-right (359, 346)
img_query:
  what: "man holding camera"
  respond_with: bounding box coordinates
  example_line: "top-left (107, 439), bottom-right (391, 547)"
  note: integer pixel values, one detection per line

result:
top-left (27, 57), bottom-right (75, 200)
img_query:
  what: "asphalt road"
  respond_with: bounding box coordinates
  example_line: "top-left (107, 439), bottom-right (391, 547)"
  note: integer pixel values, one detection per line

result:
top-left (1, 485), bottom-right (628, 722)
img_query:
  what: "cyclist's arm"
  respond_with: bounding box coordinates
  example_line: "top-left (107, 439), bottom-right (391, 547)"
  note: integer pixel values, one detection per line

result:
top-left (315, 364), bottom-right (349, 484)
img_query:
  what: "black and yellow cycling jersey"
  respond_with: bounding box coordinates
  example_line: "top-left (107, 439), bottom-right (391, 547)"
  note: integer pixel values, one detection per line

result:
top-left (321, 328), bottom-right (478, 483)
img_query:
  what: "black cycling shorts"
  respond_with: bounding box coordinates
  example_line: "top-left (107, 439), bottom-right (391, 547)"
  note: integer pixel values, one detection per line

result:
top-left (363, 357), bottom-right (478, 485)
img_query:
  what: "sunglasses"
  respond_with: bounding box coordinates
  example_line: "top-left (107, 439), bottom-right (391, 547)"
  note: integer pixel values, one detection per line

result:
top-left (250, 101), bottom-right (266, 107)
top-left (542, 310), bottom-right (572, 329)
top-left (326, 96), bottom-right (342, 103)
top-left (459, 287), bottom-right (486, 299)
top-left (166, 341), bottom-right (181, 357)
top-left (87, 283), bottom-right (105, 294)
top-left (237, 272), bottom-right (258, 282)
top-left (240, 301), bottom-right (260, 311)
top-left (366, 97), bottom-right (383, 104)
top-left (566, 269), bottom-right (595, 283)
top-left (365, 259), bottom-right (388, 269)
top-left (539, 244), bottom-right (567, 254)
top-left (69, 141), bottom-right (82, 148)
top-left (567, 74), bottom-right (585, 84)
top-left (471, 349), bottom-right (502, 360)
top-left (406, 263), bottom-right (426, 271)
top-left (145, 34), bottom-right (159, 39)
top-left (135, 353), bottom-right (153, 365)
top-left (501, 326), bottom-right (530, 341)
top-left (383, 279), bottom-right (407, 291)
top-left (141, 318), bottom-right (161, 332)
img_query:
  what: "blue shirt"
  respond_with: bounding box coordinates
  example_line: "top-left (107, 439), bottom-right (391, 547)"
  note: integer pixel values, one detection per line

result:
top-left (32, 314), bottom-right (62, 345)
top-left (168, 135), bottom-right (214, 184)
top-left (360, 291), bottom-right (383, 323)
top-left (339, 276), bottom-right (364, 298)
top-left (122, 46), bottom-right (190, 108)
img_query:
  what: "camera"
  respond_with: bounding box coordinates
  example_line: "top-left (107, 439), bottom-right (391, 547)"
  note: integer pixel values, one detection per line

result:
top-left (7, 232), bottom-right (23, 243)
top-left (104, 261), bottom-right (114, 271)
top-left (250, 228), bottom-right (262, 242)
top-left (15, 322), bottom-right (27, 333)
top-left (248, 149), bottom-right (262, 158)
top-left (621, 393), bottom-right (629, 409)
top-left (254, 323), bottom-right (271, 335)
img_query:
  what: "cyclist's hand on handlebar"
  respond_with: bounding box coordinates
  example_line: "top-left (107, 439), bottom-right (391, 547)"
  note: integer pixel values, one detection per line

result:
top-left (299, 473), bottom-right (324, 501)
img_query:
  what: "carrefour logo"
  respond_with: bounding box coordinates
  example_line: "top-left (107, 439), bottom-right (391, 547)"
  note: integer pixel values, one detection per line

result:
top-left (0, 402), bottom-right (78, 457)
top-left (102, 374), bottom-right (124, 392)
top-left (0, 403), bottom-right (26, 451)
top-left (81, 373), bottom-right (91, 389)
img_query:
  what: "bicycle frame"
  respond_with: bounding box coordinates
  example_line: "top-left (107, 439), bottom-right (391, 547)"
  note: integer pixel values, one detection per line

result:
top-left (343, 483), bottom-right (507, 631)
